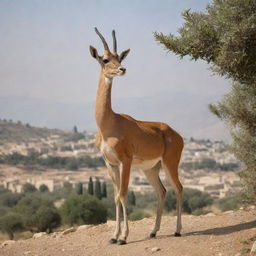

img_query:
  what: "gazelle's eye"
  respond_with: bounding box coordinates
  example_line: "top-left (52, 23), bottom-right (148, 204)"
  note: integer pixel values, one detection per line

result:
top-left (103, 59), bottom-right (109, 64)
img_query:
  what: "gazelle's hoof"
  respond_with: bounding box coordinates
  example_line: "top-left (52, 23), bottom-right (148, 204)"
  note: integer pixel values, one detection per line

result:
top-left (174, 232), bottom-right (181, 237)
top-left (117, 239), bottom-right (127, 245)
top-left (149, 233), bottom-right (156, 238)
top-left (109, 238), bottom-right (117, 244)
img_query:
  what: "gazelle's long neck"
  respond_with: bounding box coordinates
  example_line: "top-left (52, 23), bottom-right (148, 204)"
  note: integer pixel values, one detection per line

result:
top-left (95, 70), bottom-right (115, 131)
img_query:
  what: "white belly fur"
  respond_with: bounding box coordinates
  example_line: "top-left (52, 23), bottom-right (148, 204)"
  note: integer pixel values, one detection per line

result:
top-left (100, 140), bottom-right (161, 170)
top-left (132, 157), bottom-right (161, 171)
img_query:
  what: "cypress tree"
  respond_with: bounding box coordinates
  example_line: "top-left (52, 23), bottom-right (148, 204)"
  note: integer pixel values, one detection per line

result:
top-left (88, 177), bottom-right (94, 196)
top-left (95, 178), bottom-right (102, 200)
top-left (73, 125), bottom-right (78, 133)
top-left (76, 182), bottom-right (83, 195)
top-left (101, 182), bottom-right (107, 198)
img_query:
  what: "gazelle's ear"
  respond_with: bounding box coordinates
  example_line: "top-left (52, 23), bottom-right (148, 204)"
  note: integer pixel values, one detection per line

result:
top-left (89, 45), bottom-right (99, 59)
top-left (119, 49), bottom-right (130, 62)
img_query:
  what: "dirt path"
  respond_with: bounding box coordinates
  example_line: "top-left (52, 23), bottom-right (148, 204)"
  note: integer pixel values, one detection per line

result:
top-left (1, 208), bottom-right (256, 256)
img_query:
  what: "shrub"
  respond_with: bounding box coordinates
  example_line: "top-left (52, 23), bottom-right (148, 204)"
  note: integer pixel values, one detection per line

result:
top-left (60, 194), bottom-right (107, 225)
top-left (184, 188), bottom-right (213, 214)
top-left (39, 184), bottom-right (49, 193)
top-left (36, 206), bottom-right (61, 232)
top-left (14, 193), bottom-right (60, 232)
top-left (0, 189), bottom-right (23, 208)
top-left (127, 191), bottom-right (136, 206)
top-left (0, 213), bottom-right (23, 240)
top-left (165, 188), bottom-right (213, 214)
top-left (102, 197), bottom-right (115, 220)
top-left (129, 210), bottom-right (151, 221)
top-left (216, 195), bottom-right (241, 212)
top-left (135, 192), bottom-right (157, 210)
top-left (22, 183), bottom-right (37, 193)
top-left (164, 190), bottom-right (176, 212)
top-left (66, 158), bottom-right (78, 170)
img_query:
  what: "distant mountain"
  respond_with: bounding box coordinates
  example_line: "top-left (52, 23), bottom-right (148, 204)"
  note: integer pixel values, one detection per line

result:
top-left (0, 93), bottom-right (230, 141)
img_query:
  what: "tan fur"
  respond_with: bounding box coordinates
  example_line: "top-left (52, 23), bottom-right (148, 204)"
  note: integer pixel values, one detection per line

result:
top-left (90, 29), bottom-right (184, 244)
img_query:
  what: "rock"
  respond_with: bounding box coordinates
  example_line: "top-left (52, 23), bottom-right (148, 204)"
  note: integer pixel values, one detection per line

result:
top-left (205, 212), bottom-right (215, 217)
top-left (251, 241), bottom-right (256, 254)
top-left (51, 232), bottom-right (61, 238)
top-left (62, 227), bottom-right (76, 235)
top-left (107, 221), bottom-right (115, 227)
top-left (77, 225), bottom-right (93, 231)
top-left (248, 205), bottom-right (256, 210)
top-left (33, 232), bottom-right (47, 239)
top-left (24, 251), bottom-right (31, 255)
top-left (224, 210), bottom-right (234, 214)
top-left (151, 247), bottom-right (161, 252)
top-left (1, 240), bottom-right (15, 247)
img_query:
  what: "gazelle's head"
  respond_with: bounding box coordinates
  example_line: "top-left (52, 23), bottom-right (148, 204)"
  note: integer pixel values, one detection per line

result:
top-left (89, 28), bottom-right (130, 78)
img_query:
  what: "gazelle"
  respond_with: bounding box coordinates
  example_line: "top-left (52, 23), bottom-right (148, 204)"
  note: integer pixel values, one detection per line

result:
top-left (89, 28), bottom-right (184, 245)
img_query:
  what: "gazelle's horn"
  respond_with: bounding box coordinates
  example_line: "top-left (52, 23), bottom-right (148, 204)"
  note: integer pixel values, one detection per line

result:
top-left (112, 30), bottom-right (117, 53)
top-left (94, 27), bottom-right (109, 51)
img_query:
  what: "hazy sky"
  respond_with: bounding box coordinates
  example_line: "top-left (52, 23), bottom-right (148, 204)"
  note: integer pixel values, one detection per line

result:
top-left (0, 0), bottom-right (231, 139)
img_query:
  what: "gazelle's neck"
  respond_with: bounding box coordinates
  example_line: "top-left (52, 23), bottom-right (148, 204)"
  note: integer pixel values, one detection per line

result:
top-left (95, 70), bottom-right (115, 131)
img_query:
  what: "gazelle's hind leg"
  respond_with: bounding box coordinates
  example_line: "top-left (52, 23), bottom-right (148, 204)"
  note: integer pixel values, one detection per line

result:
top-left (143, 162), bottom-right (166, 238)
top-left (162, 135), bottom-right (183, 236)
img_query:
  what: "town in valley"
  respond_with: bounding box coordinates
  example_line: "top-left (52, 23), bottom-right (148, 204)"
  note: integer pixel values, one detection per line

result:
top-left (0, 120), bottom-right (241, 199)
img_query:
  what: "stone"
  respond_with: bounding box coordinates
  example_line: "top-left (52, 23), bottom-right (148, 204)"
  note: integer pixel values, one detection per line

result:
top-left (62, 227), bottom-right (76, 235)
top-left (151, 247), bottom-right (161, 252)
top-left (107, 221), bottom-right (115, 227)
top-left (24, 251), bottom-right (31, 255)
top-left (51, 232), bottom-right (63, 238)
top-left (205, 212), bottom-right (215, 217)
top-left (248, 205), bottom-right (256, 210)
top-left (251, 241), bottom-right (256, 254)
top-left (33, 232), bottom-right (47, 239)
top-left (1, 240), bottom-right (15, 247)
top-left (77, 225), bottom-right (93, 231)
top-left (223, 210), bottom-right (234, 214)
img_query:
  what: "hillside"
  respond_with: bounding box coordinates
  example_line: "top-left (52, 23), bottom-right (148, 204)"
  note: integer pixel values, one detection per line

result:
top-left (0, 94), bottom-right (231, 141)
top-left (1, 208), bottom-right (256, 256)
top-left (0, 120), bottom-right (70, 143)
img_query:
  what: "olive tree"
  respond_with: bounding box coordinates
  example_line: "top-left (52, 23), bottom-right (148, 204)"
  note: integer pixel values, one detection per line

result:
top-left (155, 0), bottom-right (256, 203)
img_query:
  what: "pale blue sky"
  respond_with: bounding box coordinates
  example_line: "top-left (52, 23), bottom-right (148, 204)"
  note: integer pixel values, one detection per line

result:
top-left (0, 0), bottom-right (231, 139)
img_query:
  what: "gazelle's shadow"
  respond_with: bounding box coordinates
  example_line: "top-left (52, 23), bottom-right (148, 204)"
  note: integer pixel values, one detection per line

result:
top-left (128, 220), bottom-right (256, 244)
top-left (183, 220), bottom-right (256, 236)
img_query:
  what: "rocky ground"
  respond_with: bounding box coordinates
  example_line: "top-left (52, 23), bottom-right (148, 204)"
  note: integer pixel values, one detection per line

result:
top-left (1, 208), bottom-right (256, 256)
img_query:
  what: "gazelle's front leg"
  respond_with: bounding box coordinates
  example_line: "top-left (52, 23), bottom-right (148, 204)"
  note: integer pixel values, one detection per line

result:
top-left (106, 163), bottom-right (121, 243)
top-left (117, 159), bottom-right (131, 245)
